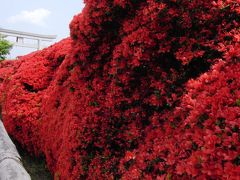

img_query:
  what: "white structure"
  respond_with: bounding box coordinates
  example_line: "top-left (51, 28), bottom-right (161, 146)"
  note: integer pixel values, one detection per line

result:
top-left (0, 120), bottom-right (31, 180)
top-left (0, 28), bottom-right (57, 50)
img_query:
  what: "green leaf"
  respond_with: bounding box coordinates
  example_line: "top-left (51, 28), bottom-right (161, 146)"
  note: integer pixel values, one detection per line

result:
top-left (236, 99), bottom-right (240, 107)
top-left (69, 87), bottom-right (75, 92)
top-left (0, 38), bottom-right (12, 60)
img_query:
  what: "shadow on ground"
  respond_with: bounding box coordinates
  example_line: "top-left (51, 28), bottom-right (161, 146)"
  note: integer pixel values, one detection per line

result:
top-left (14, 141), bottom-right (52, 180)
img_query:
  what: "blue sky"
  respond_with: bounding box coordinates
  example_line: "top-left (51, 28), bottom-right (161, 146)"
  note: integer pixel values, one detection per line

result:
top-left (0, 0), bottom-right (85, 58)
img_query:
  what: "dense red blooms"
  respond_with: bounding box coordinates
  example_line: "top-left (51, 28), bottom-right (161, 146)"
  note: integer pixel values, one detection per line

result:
top-left (0, 38), bottom-right (72, 153)
top-left (0, 0), bottom-right (239, 179)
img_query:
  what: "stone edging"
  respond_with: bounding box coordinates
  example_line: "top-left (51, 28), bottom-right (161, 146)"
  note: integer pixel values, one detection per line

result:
top-left (0, 120), bottom-right (31, 180)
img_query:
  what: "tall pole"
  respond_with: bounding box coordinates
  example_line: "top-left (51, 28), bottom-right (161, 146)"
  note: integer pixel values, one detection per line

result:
top-left (37, 39), bottom-right (41, 50)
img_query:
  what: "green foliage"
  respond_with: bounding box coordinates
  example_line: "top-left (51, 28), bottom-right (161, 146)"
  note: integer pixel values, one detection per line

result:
top-left (0, 38), bottom-right (12, 60)
top-left (236, 99), bottom-right (240, 107)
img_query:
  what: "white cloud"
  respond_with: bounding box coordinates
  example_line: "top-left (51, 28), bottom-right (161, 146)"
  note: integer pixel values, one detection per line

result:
top-left (7, 8), bottom-right (51, 26)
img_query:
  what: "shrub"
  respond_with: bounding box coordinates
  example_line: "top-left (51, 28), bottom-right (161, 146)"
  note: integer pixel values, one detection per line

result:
top-left (0, 0), bottom-right (239, 179)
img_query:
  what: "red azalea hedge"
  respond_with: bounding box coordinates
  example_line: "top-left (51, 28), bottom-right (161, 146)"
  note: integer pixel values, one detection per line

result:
top-left (0, 0), bottom-right (240, 179)
top-left (0, 38), bottom-right (72, 153)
